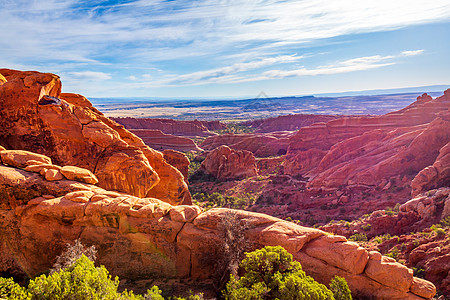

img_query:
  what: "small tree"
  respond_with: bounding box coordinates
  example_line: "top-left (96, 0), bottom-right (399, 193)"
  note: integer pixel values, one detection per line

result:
top-left (214, 210), bottom-right (251, 291)
top-left (330, 276), bottom-right (352, 300)
top-left (51, 239), bottom-right (97, 274)
top-left (223, 246), bottom-right (337, 300)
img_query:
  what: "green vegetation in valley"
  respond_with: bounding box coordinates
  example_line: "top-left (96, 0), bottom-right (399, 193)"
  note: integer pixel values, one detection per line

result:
top-left (214, 123), bottom-right (256, 134)
top-left (192, 191), bottom-right (256, 210)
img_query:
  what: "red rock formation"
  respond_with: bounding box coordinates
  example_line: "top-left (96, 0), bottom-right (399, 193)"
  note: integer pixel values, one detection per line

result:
top-left (242, 114), bottom-right (339, 133)
top-left (163, 149), bottom-right (190, 183)
top-left (129, 129), bottom-right (202, 152)
top-left (0, 155), bottom-right (436, 299)
top-left (200, 131), bottom-right (293, 157)
top-left (112, 117), bottom-right (225, 137)
top-left (201, 145), bottom-right (258, 180)
top-left (284, 90), bottom-right (450, 191)
top-left (412, 139), bottom-right (450, 197)
top-left (0, 69), bottom-right (189, 205)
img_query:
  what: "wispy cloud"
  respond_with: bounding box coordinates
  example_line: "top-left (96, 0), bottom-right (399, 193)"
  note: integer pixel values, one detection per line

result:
top-left (401, 50), bottom-right (425, 56)
top-left (69, 71), bottom-right (111, 81)
top-left (0, 0), bottom-right (447, 96)
top-left (134, 51), bottom-right (420, 87)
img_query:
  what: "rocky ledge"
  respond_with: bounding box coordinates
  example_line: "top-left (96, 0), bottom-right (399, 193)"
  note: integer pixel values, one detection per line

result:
top-left (0, 148), bottom-right (436, 299)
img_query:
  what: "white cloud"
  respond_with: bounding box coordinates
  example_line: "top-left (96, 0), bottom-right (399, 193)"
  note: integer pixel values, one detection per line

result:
top-left (128, 75), bottom-right (137, 81)
top-left (69, 71), bottom-right (112, 80)
top-left (141, 51), bottom-right (413, 87)
top-left (401, 50), bottom-right (425, 56)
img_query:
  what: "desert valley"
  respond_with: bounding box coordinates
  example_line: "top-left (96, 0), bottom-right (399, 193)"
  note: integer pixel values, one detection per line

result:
top-left (0, 69), bottom-right (449, 299)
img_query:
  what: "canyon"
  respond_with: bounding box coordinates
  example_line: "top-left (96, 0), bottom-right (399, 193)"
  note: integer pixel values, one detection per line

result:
top-left (0, 69), bottom-right (448, 299)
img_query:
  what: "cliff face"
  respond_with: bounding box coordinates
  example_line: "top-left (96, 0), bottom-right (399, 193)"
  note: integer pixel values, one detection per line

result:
top-left (112, 117), bottom-right (225, 137)
top-left (0, 152), bottom-right (436, 299)
top-left (284, 91), bottom-right (450, 193)
top-left (201, 131), bottom-right (293, 157)
top-left (242, 114), bottom-right (339, 133)
top-left (0, 69), bottom-right (190, 205)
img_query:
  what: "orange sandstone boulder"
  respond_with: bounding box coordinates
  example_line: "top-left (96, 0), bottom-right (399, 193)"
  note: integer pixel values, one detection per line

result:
top-left (201, 145), bottom-right (257, 180)
top-left (0, 150), bottom-right (52, 169)
top-left (163, 149), bottom-right (190, 182)
top-left (0, 161), bottom-right (436, 299)
top-left (303, 235), bottom-right (369, 274)
top-left (0, 69), bottom-right (189, 205)
top-left (60, 166), bottom-right (98, 184)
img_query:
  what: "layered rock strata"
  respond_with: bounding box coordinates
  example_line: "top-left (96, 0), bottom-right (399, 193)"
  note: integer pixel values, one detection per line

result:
top-left (112, 117), bottom-right (225, 137)
top-left (0, 69), bottom-right (190, 205)
top-left (200, 131), bottom-right (293, 157)
top-left (129, 129), bottom-right (202, 152)
top-left (284, 91), bottom-right (450, 192)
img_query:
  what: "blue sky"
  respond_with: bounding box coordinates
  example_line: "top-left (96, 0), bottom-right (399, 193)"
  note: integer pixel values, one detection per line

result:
top-left (1, 0), bottom-right (450, 98)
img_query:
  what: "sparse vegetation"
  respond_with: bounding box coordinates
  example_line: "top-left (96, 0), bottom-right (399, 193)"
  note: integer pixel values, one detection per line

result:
top-left (349, 233), bottom-right (368, 242)
top-left (0, 241), bottom-right (202, 300)
top-left (185, 152), bottom-right (203, 179)
top-left (192, 192), bottom-right (255, 209)
top-left (386, 246), bottom-right (399, 261)
top-left (214, 123), bottom-right (255, 134)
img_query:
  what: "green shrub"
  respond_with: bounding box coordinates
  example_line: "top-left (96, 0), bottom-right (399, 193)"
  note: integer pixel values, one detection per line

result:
top-left (329, 276), bottom-right (352, 300)
top-left (27, 255), bottom-right (120, 299)
top-left (0, 277), bottom-right (30, 300)
top-left (223, 246), bottom-right (337, 300)
top-left (372, 234), bottom-right (392, 244)
top-left (386, 246), bottom-right (399, 261)
top-left (361, 224), bottom-right (371, 232)
top-left (0, 256), bottom-right (167, 300)
top-left (440, 216), bottom-right (450, 227)
top-left (349, 233), bottom-right (367, 242)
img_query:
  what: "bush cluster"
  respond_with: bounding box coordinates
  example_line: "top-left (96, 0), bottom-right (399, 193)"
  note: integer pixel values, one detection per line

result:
top-left (223, 246), bottom-right (352, 300)
top-left (193, 192), bottom-right (255, 209)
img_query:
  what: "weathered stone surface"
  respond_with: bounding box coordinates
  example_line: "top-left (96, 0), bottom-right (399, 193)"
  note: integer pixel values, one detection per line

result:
top-left (410, 277), bottom-right (437, 299)
top-left (169, 205), bottom-right (202, 223)
top-left (0, 150), bottom-right (52, 169)
top-left (242, 114), bottom-right (339, 133)
top-left (200, 132), bottom-right (293, 158)
top-left (365, 256), bottom-right (414, 291)
top-left (44, 169), bottom-right (63, 181)
top-left (163, 149), bottom-right (190, 182)
top-left (129, 129), bottom-right (202, 152)
top-left (284, 90), bottom-right (450, 191)
top-left (303, 235), bottom-right (369, 274)
top-left (0, 69), bottom-right (189, 204)
top-left (412, 141), bottom-right (450, 197)
top-left (201, 145), bottom-right (258, 180)
top-left (60, 166), bottom-right (99, 184)
top-left (294, 251), bottom-right (411, 299)
top-left (112, 117), bottom-right (224, 137)
top-left (0, 162), bottom-right (436, 299)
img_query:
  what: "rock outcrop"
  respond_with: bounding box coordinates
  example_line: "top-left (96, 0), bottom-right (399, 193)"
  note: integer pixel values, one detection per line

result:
top-left (201, 145), bottom-right (258, 180)
top-left (112, 117), bottom-right (225, 137)
top-left (241, 114), bottom-right (339, 133)
top-left (129, 129), bottom-right (202, 152)
top-left (200, 131), bottom-right (293, 157)
top-left (0, 69), bottom-right (190, 205)
top-left (0, 156), bottom-right (436, 299)
top-left (284, 91), bottom-right (450, 192)
top-left (412, 141), bottom-right (450, 197)
top-left (163, 149), bottom-right (190, 184)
